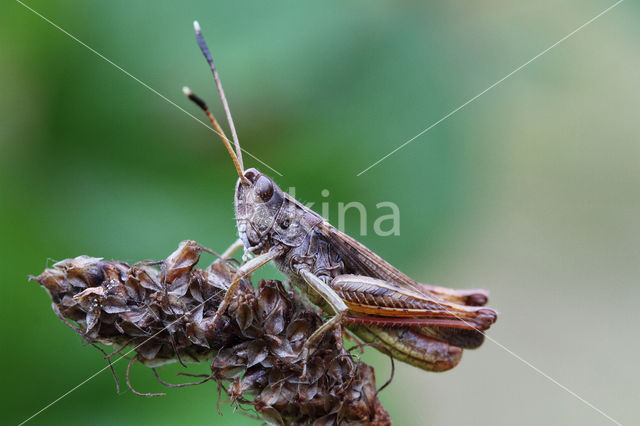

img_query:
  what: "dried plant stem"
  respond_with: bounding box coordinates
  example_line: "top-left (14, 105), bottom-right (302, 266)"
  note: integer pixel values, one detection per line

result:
top-left (31, 241), bottom-right (391, 425)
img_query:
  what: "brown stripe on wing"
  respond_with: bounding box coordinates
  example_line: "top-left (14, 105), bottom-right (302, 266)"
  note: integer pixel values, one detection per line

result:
top-left (345, 314), bottom-right (489, 349)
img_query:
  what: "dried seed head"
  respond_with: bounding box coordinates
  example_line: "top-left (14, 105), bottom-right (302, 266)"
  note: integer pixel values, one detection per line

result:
top-left (31, 241), bottom-right (391, 425)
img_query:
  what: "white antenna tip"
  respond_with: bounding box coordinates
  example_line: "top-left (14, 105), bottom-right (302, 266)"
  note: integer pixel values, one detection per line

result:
top-left (193, 20), bottom-right (201, 33)
top-left (182, 86), bottom-right (192, 96)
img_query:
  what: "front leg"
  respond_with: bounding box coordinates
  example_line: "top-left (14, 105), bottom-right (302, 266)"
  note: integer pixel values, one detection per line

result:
top-left (298, 269), bottom-right (348, 378)
top-left (211, 246), bottom-right (282, 325)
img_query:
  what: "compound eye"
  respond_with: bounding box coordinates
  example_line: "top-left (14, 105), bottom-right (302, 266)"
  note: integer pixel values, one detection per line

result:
top-left (244, 168), bottom-right (259, 183)
top-left (255, 175), bottom-right (274, 202)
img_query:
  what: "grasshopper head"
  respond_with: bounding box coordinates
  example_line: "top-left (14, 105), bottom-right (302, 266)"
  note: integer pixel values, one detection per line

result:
top-left (235, 168), bottom-right (323, 254)
top-left (235, 168), bottom-right (285, 252)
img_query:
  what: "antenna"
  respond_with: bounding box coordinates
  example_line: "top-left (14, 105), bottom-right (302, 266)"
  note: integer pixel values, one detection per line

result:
top-left (193, 20), bottom-right (244, 171)
top-left (183, 86), bottom-right (246, 182)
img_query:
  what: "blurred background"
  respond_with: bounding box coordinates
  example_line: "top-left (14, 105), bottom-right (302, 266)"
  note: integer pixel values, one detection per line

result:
top-left (1, 0), bottom-right (638, 424)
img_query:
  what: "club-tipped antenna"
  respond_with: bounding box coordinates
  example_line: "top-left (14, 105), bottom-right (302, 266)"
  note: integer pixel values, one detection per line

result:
top-left (183, 86), bottom-right (246, 182)
top-left (193, 20), bottom-right (244, 171)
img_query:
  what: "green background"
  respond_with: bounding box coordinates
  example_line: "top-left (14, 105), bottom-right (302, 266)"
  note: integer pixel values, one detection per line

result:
top-left (1, 1), bottom-right (638, 425)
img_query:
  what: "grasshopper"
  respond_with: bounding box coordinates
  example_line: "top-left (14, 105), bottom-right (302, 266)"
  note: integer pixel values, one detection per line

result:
top-left (183, 21), bottom-right (497, 376)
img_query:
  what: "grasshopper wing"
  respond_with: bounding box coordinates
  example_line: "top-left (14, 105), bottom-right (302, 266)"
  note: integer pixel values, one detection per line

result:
top-left (318, 223), bottom-right (497, 349)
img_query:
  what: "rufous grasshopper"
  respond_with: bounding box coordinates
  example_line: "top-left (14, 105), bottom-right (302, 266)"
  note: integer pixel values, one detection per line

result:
top-left (183, 21), bottom-right (497, 376)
